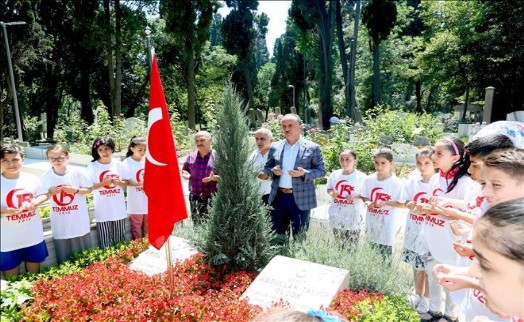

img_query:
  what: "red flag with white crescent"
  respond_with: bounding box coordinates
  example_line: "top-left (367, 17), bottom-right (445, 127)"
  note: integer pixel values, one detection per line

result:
top-left (144, 55), bottom-right (187, 249)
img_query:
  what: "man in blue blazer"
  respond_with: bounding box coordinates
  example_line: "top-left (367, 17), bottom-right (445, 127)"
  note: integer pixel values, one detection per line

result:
top-left (260, 114), bottom-right (326, 237)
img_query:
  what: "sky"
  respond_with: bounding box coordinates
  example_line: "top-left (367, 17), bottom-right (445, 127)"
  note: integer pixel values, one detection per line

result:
top-left (217, 1), bottom-right (291, 57)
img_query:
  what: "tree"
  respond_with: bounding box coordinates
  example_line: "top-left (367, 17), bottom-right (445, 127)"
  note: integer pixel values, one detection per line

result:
top-left (202, 82), bottom-right (276, 271)
top-left (253, 12), bottom-right (270, 69)
top-left (290, 0), bottom-right (335, 130)
top-left (269, 28), bottom-right (306, 117)
top-left (1, 0), bottom-right (44, 140)
top-left (416, 0), bottom-right (485, 117)
top-left (161, 0), bottom-right (217, 130)
top-left (209, 13), bottom-right (223, 47)
top-left (474, 0), bottom-right (524, 121)
top-left (362, 0), bottom-right (397, 106)
top-left (221, 0), bottom-right (259, 110)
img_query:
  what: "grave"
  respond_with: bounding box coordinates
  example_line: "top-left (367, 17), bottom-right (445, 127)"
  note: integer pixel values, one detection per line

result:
top-left (240, 255), bottom-right (349, 312)
top-left (129, 236), bottom-right (198, 276)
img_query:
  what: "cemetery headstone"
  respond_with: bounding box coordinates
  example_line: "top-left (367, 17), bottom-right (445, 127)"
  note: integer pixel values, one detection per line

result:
top-left (240, 255), bottom-right (349, 312)
top-left (129, 236), bottom-right (198, 276)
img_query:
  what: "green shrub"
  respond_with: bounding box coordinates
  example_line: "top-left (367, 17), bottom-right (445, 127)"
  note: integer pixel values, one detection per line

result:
top-left (357, 295), bottom-right (419, 321)
top-left (38, 205), bottom-right (50, 219)
top-left (201, 82), bottom-right (277, 271)
top-left (278, 224), bottom-right (410, 296)
top-left (308, 106), bottom-right (441, 174)
top-left (0, 280), bottom-right (33, 322)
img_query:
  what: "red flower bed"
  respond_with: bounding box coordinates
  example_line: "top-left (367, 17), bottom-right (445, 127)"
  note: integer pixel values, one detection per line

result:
top-left (21, 242), bottom-right (385, 321)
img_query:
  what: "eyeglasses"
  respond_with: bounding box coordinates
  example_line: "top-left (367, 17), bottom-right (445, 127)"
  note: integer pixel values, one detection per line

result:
top-left (49, 157), bottom-right (66, 162)
top-left (1, 158), bottom-right (22, 164)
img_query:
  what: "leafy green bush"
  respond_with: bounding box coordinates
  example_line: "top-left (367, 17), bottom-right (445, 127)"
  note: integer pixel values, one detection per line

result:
top-left (0, 280), bottom-right (33, 322)
top-left (169, 106), bottom-right (194, 151)
top-left (309, 106), bottom-right (441, 174)
top-left (38, 205), bottom-right (50, 219)
top-left (284, 224), bottom-right (411, 296)
top-left (356, 295), bottom-right (419, 321)
top-left (54, 103), bottom-right (193, 154)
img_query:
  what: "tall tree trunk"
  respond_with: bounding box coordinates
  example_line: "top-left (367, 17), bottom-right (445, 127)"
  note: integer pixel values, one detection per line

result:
top-left (349, 0), bottom-right (361, 122)
top-left (0, 74), bottom-right (7, 141)
top-left (187, 54), bottom-right (197, 130)
top-left (372, 42), bottom-right (381, 105)
top-left (244, 59), bottom-right (255, 110)
top-left (114, 0), bottom-right (122, 116)
top-left (425, 86), bottom-right (435, 111)
top-left (79, 61), bottom-right (94, 124)
top-left (415, 80), bottom-right (422, 113)
top-left (335, 0), bottom-right (351, 120)
top-left (462, 81), bottom-right (470, 122)
top-left (104, 0), bottom-right (115, 119)
top-left (317, 0), bottom-right (334, 130)
top-left (43, 62), bottom-right (61, 140)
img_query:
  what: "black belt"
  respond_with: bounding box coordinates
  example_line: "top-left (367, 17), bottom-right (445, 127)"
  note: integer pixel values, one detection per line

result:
top-left (278, 188), bottom-right (293, 194)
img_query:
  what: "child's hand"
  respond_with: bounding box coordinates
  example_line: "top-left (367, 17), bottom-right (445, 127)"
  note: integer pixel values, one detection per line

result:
top-left (48, 186), bottom-right (63, 195)
top-left (1, 207), bottom-right (20, 216)
top-left (331, 189), bottom-right (340, 199)
top-left (112, 178), bottom-right (127, 187)
top-left (452, 240), bottom-right (474, 257)
top-left (374, 200), bottom-right (386, 208)
top-left (450, 220), bottom-right (471, 236)
top-left (405, 200), bottom-right (416, 210)
top-left (60, 185), bottom-right (78, 194)
top-left (101, 176), bottom-right (113, 186)
top-left (433, 263), bottom-right (480, 291)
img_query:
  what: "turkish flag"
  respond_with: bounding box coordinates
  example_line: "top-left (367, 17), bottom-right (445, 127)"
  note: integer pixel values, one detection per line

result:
top-left (144, 55), bottom-right (187, 249)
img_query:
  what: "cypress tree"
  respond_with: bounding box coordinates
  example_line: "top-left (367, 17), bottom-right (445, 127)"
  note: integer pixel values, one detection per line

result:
top-left (202, 82), bottom-right (276, 271)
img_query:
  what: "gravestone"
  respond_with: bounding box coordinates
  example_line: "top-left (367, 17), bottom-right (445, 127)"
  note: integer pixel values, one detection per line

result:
top-left (129, 236), bottom-right (198, 276)
top-left (240, 255), bottom-right (349, 312)
top-left (391, 143), bottom-right (418, 165)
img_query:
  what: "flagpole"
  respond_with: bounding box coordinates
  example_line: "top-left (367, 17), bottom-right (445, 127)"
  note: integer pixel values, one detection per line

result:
top-left (165, 234), bottom-right (175, 298)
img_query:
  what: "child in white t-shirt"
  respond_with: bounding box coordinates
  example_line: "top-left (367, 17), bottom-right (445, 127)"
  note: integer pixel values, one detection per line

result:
top-left (41, 144), bottom-right (93, 264)
top-left (418, 138), bottom-right (474, 322)
top-left (326, 149), bottom-right (366, 247)
top-left (85, 137), bottom-right (130, 248)
top-left (122, 137), bottom-right (148, 239)
top-left (361, 146), bottom-right (406, 259)
top-left (402, 147), bottom-right (436, 313)
top-left (0, 144), bottom-right (49, 276)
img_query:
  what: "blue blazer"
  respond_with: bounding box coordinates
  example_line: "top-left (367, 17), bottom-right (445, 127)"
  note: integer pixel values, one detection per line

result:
top-left (263, 138), bottom-right (326, 210)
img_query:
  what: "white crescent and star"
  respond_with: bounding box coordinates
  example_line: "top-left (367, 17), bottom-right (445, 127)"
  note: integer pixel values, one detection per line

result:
top-left (146, 107), bottom-right (167, 166)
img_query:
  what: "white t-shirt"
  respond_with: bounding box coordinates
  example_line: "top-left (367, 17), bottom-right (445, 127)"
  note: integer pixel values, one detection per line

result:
top-left (361, 173), bottom-right (406, 246)
top-left (326, 169), bottom-right (366, 231)
top-left (403, 177), bottom-right (431, 255)
top-left (456, 180), bottom-right (487, 268)
top-left (85, 160), bottom-right (129, 222)
top-left (424, 173), bottom-right (474, 265)
top-left (250, 150), bottom-right (272, 195)
top-left (462, 289), bottom-right (506, 322)
top-left (40, 168), bottom-right (91, 239)
top-left (122, 157), bottom-right (148, 214)
top-left (1, 173), bottom-right (46, 252)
